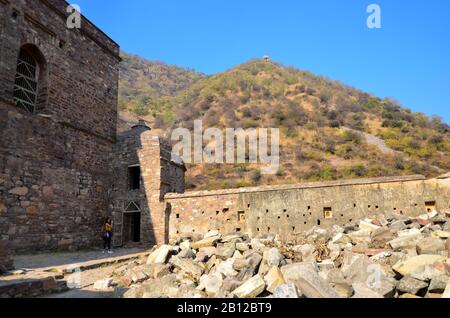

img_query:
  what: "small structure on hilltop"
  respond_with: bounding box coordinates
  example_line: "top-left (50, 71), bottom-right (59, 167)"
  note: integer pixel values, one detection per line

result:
top-left (263, 55), bottom-right (271, 62)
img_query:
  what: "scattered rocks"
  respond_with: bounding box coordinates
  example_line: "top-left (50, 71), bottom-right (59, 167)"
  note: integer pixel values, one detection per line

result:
top-left (94, 210), bottom-right (450, 299)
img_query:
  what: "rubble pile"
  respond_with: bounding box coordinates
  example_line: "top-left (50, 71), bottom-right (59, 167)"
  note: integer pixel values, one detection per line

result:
top-left (104, 210), bottom-right (450, 298)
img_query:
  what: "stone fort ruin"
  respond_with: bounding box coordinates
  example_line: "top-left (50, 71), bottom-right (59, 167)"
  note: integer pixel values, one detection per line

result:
top-left (1, 0), bottom-right (450, 267)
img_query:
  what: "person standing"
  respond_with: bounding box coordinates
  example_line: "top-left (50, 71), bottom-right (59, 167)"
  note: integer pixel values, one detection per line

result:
top-left (103, 217), bottom-right (113, 254)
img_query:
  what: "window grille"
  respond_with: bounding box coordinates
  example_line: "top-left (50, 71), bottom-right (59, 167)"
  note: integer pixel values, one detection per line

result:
top-left (13, 49), bottom-right (39, 114)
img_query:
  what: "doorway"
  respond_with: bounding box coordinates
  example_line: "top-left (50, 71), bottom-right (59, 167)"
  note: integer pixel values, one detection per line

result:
top-left (123, 201), bottom-right (141, 243)
top-left (123, 212), bottom-right (141, 243)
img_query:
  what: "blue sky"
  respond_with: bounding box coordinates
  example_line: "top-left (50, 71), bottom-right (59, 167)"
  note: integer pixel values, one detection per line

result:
top-left (75, 0), bottom-right (450, 123)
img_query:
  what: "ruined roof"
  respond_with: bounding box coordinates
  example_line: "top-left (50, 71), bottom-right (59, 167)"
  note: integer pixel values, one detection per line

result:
top-left (165, 174), bottom-right (426, 199)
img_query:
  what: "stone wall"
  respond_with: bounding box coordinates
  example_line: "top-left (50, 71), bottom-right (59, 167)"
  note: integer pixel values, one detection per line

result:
top-left (165, 175), bottom-right (450, 242)
top-left (0, 0), bottom-right (120, 252)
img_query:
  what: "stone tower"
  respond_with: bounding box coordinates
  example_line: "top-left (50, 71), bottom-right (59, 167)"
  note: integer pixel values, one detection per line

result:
top-left (111, 120), bottom-right (186, 247)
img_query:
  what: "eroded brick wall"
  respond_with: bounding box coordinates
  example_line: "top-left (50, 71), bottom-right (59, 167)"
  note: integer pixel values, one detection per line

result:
top-left (165, 175), bottom-right (450, 242)
top-left (0, 0), bottom-right (120, 252)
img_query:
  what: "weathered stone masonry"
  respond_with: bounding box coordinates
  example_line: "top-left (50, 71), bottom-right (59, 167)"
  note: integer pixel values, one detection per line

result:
top-left (111, 121), bottom-right (185, 247)
top-left (0, 0), bottom-right (120, 252)
top-left (165, 174), bottom-right (450, 242)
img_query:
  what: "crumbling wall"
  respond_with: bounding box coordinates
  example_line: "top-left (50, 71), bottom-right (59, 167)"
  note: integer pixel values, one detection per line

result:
top-left (0, 0), bottom-right (120, 252)
top-left (165, 175), bottom-right (450, 242)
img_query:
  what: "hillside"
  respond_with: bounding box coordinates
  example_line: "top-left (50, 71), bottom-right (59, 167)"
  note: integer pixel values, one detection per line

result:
top-left (118, 54), bottom-right (450, 190)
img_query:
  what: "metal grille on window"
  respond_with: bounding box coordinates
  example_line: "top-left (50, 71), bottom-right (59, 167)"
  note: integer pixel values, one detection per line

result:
top-left (13, 50), bottom-right (38, 114)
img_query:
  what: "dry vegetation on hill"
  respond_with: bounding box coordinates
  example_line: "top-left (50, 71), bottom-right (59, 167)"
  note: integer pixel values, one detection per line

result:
top-left (118, 53), bottom-right (450, 190)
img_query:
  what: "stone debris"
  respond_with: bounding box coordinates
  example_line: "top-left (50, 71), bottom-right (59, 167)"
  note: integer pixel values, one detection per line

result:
top-left (95, 210), bottom-right (450, 298)
top-left (93, 278), bottom-right (113, 290)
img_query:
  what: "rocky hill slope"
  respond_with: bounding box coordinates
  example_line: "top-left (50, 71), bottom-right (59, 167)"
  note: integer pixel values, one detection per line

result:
top-left (118, 53), bottom-right (450, 190)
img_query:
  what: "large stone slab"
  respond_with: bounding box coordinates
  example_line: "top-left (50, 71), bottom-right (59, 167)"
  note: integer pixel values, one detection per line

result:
top-left (273, 283), bottom-right (300, 298)
top-left (416, 237), bottom-right (446, 255)
top-left (264, 266), bottom-right (286, 293)
top-left (170, 256), bottom-right (204, 279)
top-left (281, 263), bottom-right (340, 298)
top-left (393, 255), bottom-right (447, 276)
top-left (191, 236), bottom-right (221, 250)
top-left (232, 275), bottom-right (266, 298)
top-left (147, 245), bottom-right (172, 265)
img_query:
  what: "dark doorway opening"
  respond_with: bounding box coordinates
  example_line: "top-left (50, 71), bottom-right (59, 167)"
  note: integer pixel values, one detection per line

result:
top-left (128, 165), bottom-right (141, 190)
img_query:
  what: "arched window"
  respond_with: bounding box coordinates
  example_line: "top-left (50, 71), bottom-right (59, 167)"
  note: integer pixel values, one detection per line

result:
top-left (13, 45), bottom-right (46, 114)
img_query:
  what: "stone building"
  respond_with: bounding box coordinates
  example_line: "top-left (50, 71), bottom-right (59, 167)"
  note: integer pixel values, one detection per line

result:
top-left (0, 0), bottom-right (186, 256)
top-left (110, 120), bottom-right (185, 247)
top-left (0, 0), bottom-right (121, 252)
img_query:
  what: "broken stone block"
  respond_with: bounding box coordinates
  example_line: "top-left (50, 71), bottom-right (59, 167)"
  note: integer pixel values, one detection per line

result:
top-left (170, 256), bottom-right (204, 279)
top-left (416, 237), bottom-right (446, 255)
top-left (371, 228), bottom-right (396, 247)
top-left (198, 272), bottom-right (224, 297)
top-left (389, 220), bottom-right (408, 231)
top-left (280, 263), bottom-right (339, 298)
top-left (347, 229), bottom-right (372, 245)
top-left (236, 242), bottom-right (250, 252)
top-left (237, 253), bottom-right (263, 281)
top-left (298, 244), bottom-right (317, 262)
top-left (281, 262), bottom-right (318, 282)
top-left (397, 276), bottom-right (429, 295)
top-left (180, 240), bottom-right (191, 250)
top-left (333, 283), bottom-right (354, 298)
top-left (204, 230), bottom-right (220, 239)
top-left (93, 278), bottom-right (113, 290)
top-left (428, 275), bottom-right (450, 293)
top-left (221, 234), bottom-right (242, 242)
top-left (232, 275), bottom-right (266, 298)
top-left (147, 245), bottom-right (172, 265)
top-left (359, 220), bottom-right (381, 232)
top-left (141, 263), bottom-right (172, 279)
top-left (250, 238), bottom-right (266, 251)
top-left (273, 283), bottom-right (300, 298)
top-left (388, 233), bottom-right (423, 250)
top-left (258, 247), bottom-right (284, 275)
top-left (331, 232), bottom-right (351, 245)
top-left (264, 266), bottom-right (286, 293)
top-left (178, 248), bottom-right (195, 259)
top-left (393, 255), bottom-right (447, 276)
top-left (215, 242), bottom-right (236, 260)
top-left (191, 236), bottom-right (221, 250)
top-left (327, 242), bottom-right (341, 261)
top-left (410, 264), bottom-right (445, 282)
top-left (221, 277), bottom-right (243, 293)
top-left (432, 231), bottom-right (450, 239)
top-left (351, 283), bottom-right (383, 298)
top-left (216, 258), bottom-right (238, 277)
